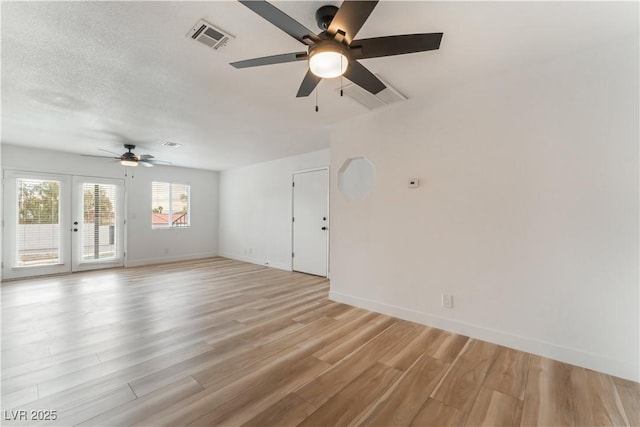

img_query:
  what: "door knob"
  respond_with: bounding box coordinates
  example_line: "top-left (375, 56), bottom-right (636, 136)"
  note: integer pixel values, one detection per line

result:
top-left (73, 221), bottom-right (78, 225)
top-left (321, 226), bottom-right (327, 230)
top-left (73, 228), bottom-right (78, 232)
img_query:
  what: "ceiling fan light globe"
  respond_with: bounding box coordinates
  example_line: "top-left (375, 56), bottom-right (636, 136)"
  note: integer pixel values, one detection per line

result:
top-left (309, 51), bottom-right (348, 78)
top-left (121, 159), bottom-right (138, 167)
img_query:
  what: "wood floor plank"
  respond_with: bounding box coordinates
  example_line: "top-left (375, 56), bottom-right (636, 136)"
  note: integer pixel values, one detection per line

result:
top-left (190, 317), bottom-right (337, 390)
top-left (95, 319), bottom-right (246, 362)
top-left (359, 354), bottom-right (449, 427)
top-left (570, 367), bottom-right (629, 426)
top-left (20, 384), bottom-right (136, 427)
top-left (430, 339), bottom-right (498, 413)
top-left (2, 353), bottom-right (102, 396)
top-left (295, 321), bottom-right (413, 408)
top-left (292, 301), bottom-right (341, 323)
top-left (297, 362), bottom-right (402, 427)
top-left (1, 342), bottom-right (50, 368)
top-left (410, 398), bottom-right (467, 427)
top-left (465, 387), bottom-right (523, 426)
top-left (520, 355), bottom-right (574, 427)
top-left (78, 376), bottom-right (204, 426)
top-left (2, 353), bottom-right (102, 383)
top-left (613, 376), bottom-right (640, 427)
top-left (425, 331), bottom-right (469, 363)
top-left (379, 326), bottom-right (443, 371)
top-left (0, 385), bottom-right (39, 411)
top-left (483, 346), bottom-right (530, 400)
top-left (240, 393), bottom-right (317, 427)
top-left (36, 341), bottom-right (214, 398)
top-left (191, 356), bottom-right (330, 426)
top-left (312, 314), bottom-right (397, 364)
top-left (1, 257), bottom-right (636, 427)
top-left (133, 353), bottom-right (329, 427)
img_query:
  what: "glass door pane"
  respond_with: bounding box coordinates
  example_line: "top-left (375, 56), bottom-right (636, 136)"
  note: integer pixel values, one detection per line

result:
top-left (16, 178), bottom-right (62, 266)
top-left (81, 183), bottom-right (117, 261)
top-left (2, 171), bottom-right (71, 279)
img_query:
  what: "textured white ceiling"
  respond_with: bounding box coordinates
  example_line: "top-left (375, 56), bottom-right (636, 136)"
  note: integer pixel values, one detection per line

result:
top-left (1, 1), bottom-right (637, 170)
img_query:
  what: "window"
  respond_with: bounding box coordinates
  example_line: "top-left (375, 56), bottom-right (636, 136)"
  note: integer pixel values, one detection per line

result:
top-left (151, 182), bottom-right (190, 228)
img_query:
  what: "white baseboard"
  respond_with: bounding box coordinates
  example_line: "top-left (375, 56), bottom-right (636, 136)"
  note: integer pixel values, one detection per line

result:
top-left (218, 252), bottom-right (291, 272)
top-left (329, 290), bottom-right (639, 382)
top-left (126, 251), bottom-right (218, 268)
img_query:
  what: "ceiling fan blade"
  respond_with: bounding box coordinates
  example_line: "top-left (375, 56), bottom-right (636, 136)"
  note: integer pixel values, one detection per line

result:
top-left (145, 159), bottom-right (172, 166)
top-left (231, 52), bottom-right (308, 69)
top-left (327, 1), bottom-right (378, 44)
top-left (138, 154), bottom-right (155, 160)
top-left (138, 160), bottom-right (154, 168)
top-left (351, 33), bottom-right (443, 59)
top-left (98, 148), bottom-right (122, 156)
top-left (296, 69), bottom-right (322, 98)
top-left (238, 0), bottom-right (318, 45)
top-left (343, 59), bottom-right (386, 94)
top-left (81, 154), bottom-right (120, 159)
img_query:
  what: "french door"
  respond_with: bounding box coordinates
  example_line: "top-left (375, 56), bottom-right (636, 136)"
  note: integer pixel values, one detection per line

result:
top-left (71, 176), bottom-right (125, 272)
top-left (2, 171), bottom-right (125, 280)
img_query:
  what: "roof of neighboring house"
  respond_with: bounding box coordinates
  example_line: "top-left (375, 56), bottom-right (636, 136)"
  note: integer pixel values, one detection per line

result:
top-left (152, 212), bottom-right (186, 225)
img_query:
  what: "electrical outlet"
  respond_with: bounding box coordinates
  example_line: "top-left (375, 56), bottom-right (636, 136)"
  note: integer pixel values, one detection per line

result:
top-left (442, 294), bottom-right (454, 309)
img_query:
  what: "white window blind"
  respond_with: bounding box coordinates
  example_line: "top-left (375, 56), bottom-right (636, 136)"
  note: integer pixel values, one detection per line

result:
top-left (15, 178), bottom-right (61, 266)
top-left (152, 182), bottom-right (190, 228)
top-left (82, 183), bottom-right (118, 260)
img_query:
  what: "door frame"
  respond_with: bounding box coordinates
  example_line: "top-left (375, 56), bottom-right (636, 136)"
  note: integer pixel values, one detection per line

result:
top-left (290, 167), bottom-right (330, 277)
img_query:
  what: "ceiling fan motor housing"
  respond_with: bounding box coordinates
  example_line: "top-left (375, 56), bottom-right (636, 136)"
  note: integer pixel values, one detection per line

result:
top-left (315, 5), bottom-right (338, 31)
top-left (309, 40), bottom-right (350, 60)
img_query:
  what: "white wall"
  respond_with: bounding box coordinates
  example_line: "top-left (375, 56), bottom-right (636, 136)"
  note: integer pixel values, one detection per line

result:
top-left (330, 40), bottom-right (639, 381)
top-left (1, 145), bottom-right (219, 271)
top-left (218, 149), bottom-right (329, 271)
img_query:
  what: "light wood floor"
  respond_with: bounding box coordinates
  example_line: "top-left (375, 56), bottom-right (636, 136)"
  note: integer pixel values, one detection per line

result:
top-left (1, 257), bottom-right (638, 426)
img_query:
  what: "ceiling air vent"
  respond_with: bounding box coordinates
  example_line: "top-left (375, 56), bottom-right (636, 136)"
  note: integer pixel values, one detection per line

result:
top-left (338, 75), bottom-right (407, 110)
top-left (187, 19), bottom-right (234, 50)
top-left (162, 141), bottom-right (182, 148)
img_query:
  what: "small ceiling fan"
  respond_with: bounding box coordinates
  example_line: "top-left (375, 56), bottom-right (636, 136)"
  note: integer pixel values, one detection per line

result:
top-left (230, 0), bottom-right (443, 97)
top-left (83, 144), bottom-right (171, 167)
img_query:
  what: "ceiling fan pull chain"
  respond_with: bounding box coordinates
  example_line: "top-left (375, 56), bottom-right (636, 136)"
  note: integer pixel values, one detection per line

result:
top-left (340, 57), bottom-right (344, 97)
top-left (315, 87), bottom-right (319, 112)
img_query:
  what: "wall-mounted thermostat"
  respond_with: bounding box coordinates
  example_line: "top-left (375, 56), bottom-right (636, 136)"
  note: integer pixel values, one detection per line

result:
top-left (408, 178), bottom-right (420, 188)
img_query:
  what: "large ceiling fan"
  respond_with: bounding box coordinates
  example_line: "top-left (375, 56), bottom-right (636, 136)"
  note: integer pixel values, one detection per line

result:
top-left (83, 144), bottom-right (172, 167)
top-left (231, 0), bottom-right (443, 97)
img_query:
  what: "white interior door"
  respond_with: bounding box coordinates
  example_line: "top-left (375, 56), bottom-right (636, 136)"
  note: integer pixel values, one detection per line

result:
top-left (71, 176), bottom-right (125, 272)
top-left (3, 170), bottom-right (72, 279)
top-left (292, 168), bottom-right (329, 277)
